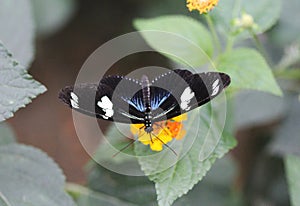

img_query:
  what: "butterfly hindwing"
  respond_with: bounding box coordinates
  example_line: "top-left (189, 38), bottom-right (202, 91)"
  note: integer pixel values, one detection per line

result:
top-left (101, 75), bottom-right (147, 123)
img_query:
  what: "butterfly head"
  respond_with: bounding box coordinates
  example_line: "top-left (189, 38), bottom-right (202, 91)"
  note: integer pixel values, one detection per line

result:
top-left (144, 125), bottom-right (154, 133)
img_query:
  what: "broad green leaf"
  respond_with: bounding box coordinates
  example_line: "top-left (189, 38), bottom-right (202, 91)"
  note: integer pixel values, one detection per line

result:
top-left (66, 183), bottom-right (139, 206)
top-left (0, 0), bottom-right (35, 67)
top-left (87, 124), bottom-right (156, 206)
top-left (173, 156), bottom-right (243, 206)
top-left (134, 15), bottom-right (213, 67)
top-left (90, 124), bottom-right (136, 162)
top-left (0, 144), bottom-right (75, 206)
top-left (0, 43), bottom-right (46, 122)
top-left (135, 104), bottom-right (237, 206)
top-left (89, 97), bottom-right (236, 206)
top-left (75, 156), bottom-right (242, 206)
top-left (284, 155), bottom-right (300, 206)
top-left (0, 194), bottom-right (10, 206)
top-left (31, 0), bottom-right (77, 36)
top-left (85, 123), bottom-right (142, 176)
top-left (211, 0), bottom-right (281, 39)
top-left (274, 68), bottom-right (300, 80)
top-left (217, 48), bottom-right (282, 96)
top-left (0, 122), bottom-right (16, 145)
top-left (87, 161), bottom-right (157, 206)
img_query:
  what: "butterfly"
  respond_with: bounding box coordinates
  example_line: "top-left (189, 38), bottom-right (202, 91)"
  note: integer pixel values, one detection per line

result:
top-left (59, 69), bottom-right (231, 134)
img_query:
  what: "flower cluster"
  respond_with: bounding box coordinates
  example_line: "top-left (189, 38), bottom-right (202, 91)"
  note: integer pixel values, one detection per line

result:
top-left (130, 114), bottom-right (187, 151)
top-left (231, 12), bottom-right (258, 35)
top-left (186, 0), bottom-right (219, 14)
top-left (233, 13), bottom-right (258, 31)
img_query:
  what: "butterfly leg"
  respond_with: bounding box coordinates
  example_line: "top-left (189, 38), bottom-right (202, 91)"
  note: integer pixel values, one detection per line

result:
top-left (112, 139), bottom-right (136, 157)
top-left (151, 132), bottom-right (177, 156)
top-left (154, 122), bottom-right (170, 136)
top-left (149, 132), bottom-right (155, 144)
top-left (113, 126), bottom-right (145, 157)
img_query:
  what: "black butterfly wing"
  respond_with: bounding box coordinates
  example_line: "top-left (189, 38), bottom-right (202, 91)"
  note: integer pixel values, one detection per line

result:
top-left (174, 69), bottom-right (231, 106)
top-left (59, 76), bottom-right (146, 124)
top-left (59, 69), bottom-right (230, 124)
top-left (101, 75), bottom-right (150, 123)
top-left (150, 69), bottom-right (231, 121)
top-left (59, 83), bottom-right (116, 120)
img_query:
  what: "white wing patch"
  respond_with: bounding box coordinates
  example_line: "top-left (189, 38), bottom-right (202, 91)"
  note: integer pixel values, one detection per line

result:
top-left (211, 79), bottom-right (220, 96)
top-left (97, 96), bottom-right (114, 119)
top-left (70, 92), bottom-right (79, 109)
top-left (180, 87), bottom-right (195, 111)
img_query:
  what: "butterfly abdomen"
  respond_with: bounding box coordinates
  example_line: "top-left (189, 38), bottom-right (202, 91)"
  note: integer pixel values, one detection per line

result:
top-left (141, 75), bottom-right (154, 133)
top-left (141, 75), bottom-right (151, 110)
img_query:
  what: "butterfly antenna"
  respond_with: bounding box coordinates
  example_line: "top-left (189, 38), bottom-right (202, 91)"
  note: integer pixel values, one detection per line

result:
top-left (151, 132), bottom-right (177, 156)
top-left (138, 125), bottom-right (154, 144)
top-left (112, 139), bottom-right (137, 158)
top-left (112, 126), bottom-right (145, 157)
top-left (154, 122), bottom-right (172, 136)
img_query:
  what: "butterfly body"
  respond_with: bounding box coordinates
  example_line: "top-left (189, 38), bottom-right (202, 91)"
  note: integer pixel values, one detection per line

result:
top-left (59, 69), bottom-right (231, 134)
top-left (141, 75), bottom-right (154, 133)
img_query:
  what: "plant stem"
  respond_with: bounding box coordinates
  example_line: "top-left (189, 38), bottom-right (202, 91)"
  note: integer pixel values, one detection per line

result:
top-left (205, 14), bottom-right (221, 55)
top-left (225, 36), bottom-right (235, 53)
top-left (274, 69), bottom-right (300, 80)
top-left (249, 29), bottom-right (271, 66)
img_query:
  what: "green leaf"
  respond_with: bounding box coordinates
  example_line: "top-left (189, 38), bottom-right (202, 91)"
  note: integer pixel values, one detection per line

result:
top-left (66, 183), bottom-right (139, 206)
top-left (0, 194), bottom-right (10, 206)
top-left (211, 0), bottom-right (281, 39)
top-left (90, 124), bottom-right (136, 162)
top-left (86, 124), bottom-right (157, 206)
top-left (90, 99), bottom-right (236, 206)
top-left (217, 48), bottom-right (282, 96)
top-left (284, 154), bottom-right (300, 206)
top-left (135, 104), bottom-right (237, 206)
top-left (0, 144), bottom-right (75, 206)
top-left (31, 0), bottom-right (77, 37)
top-left (134, 15), bottom-right (213, 67)
top-left (173, 156), bottom-right (243, 206)
top-left (274, 68), bottom-right (300, 80)
top-left (85, 123), bottom-right (143, 177)
top-left (0, 122), bottom-right (16, 145)
top-left (0, 43), bottom-right (47, 122)
top-left (87, 162), bottom-right (157, 206)
top-left (0, 0), bottom-right (35, 67)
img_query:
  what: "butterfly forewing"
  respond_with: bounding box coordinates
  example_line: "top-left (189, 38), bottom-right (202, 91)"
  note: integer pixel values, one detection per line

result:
top-left (59, 78), bottom-right (146, 123)
top-left (149, 69), bottom-right (231, 121)
top-left (59, 83), bottom-right (115, 120)
top-left (103, 76), bottom-right (147, 123)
